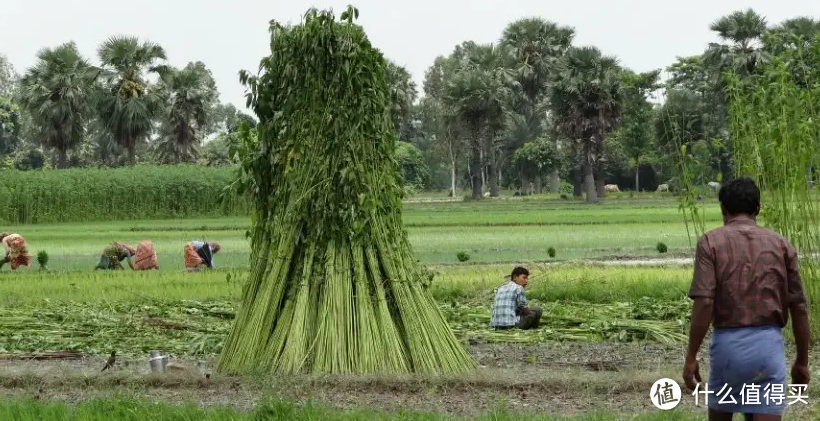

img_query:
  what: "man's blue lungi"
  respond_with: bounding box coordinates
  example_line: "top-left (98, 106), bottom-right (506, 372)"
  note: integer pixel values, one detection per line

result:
top-left (708, 324), bottom-right (787, 415)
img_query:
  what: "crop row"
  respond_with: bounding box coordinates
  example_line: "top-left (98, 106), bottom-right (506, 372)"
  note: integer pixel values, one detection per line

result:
top-left (0, 166), bottom-right (727, 225)
top-left (0, 165), bottom-right (250, 224)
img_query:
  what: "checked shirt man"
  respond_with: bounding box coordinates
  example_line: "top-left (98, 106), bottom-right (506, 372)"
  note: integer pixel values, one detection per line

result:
top-left (490, 266), bottom-right (542, 330)
top-left (683, 177), bottom-right (811, 421)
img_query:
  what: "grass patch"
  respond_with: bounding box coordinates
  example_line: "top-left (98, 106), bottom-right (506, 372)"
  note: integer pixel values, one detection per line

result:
top-left (0, 265), bottom-right (693, 305)
top-left (1, 218), bottom-right (709, 269)
top-left (0, 396), bottom-right (706, 421)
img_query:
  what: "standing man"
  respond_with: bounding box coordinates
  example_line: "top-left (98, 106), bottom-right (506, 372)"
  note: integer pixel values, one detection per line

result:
top-left (683, 177), bottom-right (811, 421)
top-left (490, 266), bottom-right (542, 330)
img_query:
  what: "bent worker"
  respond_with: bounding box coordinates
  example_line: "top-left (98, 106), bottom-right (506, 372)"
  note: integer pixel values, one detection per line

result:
top-left (490, 266), bottom-right (542, 330)
top-left (132, 240), bottom-right (159, 270)
top-left (683, 177), bottom-right (811, 420)
top-left (0, 232), bottom-right (33, 271)
top-left (184, 241), bottom-right (221, 272)
top-left (94, 242), bottom-right (137, 270)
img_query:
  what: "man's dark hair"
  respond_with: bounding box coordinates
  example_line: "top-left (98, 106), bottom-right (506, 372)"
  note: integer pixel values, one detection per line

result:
top-left (718, 177), bottom-right (760, 216)
top-left (511, 266), bottom-right (529, 278)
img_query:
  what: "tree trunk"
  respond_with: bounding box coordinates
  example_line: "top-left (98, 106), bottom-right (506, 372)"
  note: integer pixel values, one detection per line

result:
top-left (596, 178), bottom-right (605, 198)
top-left (470, 135), bottom-right (482, 199)
top-left (520, 170), bottom-right (527, 194)
top-left (549, 169), bottom-right (560, 193)
top-left (534, 177), bottom-right (543, 194)
top-left (450, 159), bottom-right (457, 197)
top-left (573, 166), bottom-right (583, 197)
top-left (489, 147), bottom-right (499, 197)
top-left (583, 150), bottom-right (598, 203)
top-left (479, 147), bottom-right (486, 194)
top-left (635, 165), bottom-right (640, 193)
top-left (57, 148), bottom-right (68, 169)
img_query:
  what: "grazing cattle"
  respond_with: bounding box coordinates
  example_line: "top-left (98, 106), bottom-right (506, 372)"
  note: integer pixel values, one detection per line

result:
top-left (483, 192), bottom-right (490, 198)
top-left (604, 184), bottom-right (620, 193)
top-left (657, 184), bottom-right (669, 192)
top-left (708, 181), bottom-right (721, 191)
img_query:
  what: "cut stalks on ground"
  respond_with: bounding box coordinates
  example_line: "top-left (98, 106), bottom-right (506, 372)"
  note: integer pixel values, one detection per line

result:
top-left (217, 6), bottom-right (475, 375)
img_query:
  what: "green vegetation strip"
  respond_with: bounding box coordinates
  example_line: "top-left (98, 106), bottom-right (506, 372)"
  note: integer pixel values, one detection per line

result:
top-left (0, 297), bottom-right (689, 356)
top-left (0, 266), bottom-right (693, 305)
top-left (0, 398), bottom-right (704, 421)
top-left (0, 162), bottom-right (726, 226)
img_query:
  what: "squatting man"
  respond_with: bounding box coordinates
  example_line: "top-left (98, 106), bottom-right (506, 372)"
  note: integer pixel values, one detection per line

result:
top-left (489, 266), bottom-right (542, 330)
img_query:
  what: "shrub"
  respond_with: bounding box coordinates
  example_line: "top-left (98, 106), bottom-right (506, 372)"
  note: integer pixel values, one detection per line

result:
top-left (656, 242), bottom-right (668, 254)
top-left (36, 250), bottom-right (49, 270)
top-left (456, 252), bottom-right (471, 262)
top-left (547, 247), bottom-right (556, 258)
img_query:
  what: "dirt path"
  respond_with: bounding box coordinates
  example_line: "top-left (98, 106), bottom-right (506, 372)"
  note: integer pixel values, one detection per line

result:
top-left (1, 341), bottom-right (814, 418)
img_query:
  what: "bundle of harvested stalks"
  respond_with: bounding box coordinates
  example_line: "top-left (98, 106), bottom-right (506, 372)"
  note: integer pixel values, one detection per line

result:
top-left (217, 6), bottom-right (475, 375)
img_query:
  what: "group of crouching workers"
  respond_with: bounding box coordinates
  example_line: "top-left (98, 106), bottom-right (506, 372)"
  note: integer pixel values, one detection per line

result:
top-left (0, 232), bottom-right (221, 272)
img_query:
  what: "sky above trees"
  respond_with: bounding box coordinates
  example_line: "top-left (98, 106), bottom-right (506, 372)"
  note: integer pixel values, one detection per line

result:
top-left (3, 0), bottom-right (820, 109)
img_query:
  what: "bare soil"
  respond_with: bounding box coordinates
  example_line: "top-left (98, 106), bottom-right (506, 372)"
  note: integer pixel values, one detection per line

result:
top-left (1, 341), bottom-right (816, 418)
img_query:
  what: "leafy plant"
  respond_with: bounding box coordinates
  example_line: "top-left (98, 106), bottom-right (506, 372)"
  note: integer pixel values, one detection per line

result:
top-left (656, 242), bottom-right (668, 254)
top-left (547, 247), bottom-right (556, 258)
top-left (456, 252), bottom-right (471, 262)
top-left (36, 250), bottom-right (49, 270)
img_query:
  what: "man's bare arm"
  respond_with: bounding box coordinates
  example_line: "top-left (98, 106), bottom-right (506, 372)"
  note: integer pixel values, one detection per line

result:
top-left (686, 236), bottom-right (716, 361)
top-left (786, 242), bottom-right (810, 367)
top-left (792, 305), bottom-right (810, 366)
top-left (687, 297), bottom-right (713, 360)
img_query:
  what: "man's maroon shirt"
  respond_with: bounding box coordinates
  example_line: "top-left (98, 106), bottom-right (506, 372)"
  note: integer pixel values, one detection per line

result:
top-left (688, 214), bottom-right (808, 328)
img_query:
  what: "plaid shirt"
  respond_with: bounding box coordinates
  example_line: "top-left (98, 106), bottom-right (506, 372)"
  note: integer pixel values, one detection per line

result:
top-left (490, 281), bottom-right (528, 327)
top-left (689, 214), bottom-right (808, 328)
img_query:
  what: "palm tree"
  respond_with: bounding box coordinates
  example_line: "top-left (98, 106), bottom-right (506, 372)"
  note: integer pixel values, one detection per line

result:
top-left (705, 8), bottom-right (768, 77)
top-left (500, 18), bottom-right (574, 105)
top-left (17, 42), bottom-right (100, 168)
top-left (501, 18), bottom-right (574, 193)
top-left (385, 61), bottom-right (418, 140)
top-left (96, 36), bottom-right (168, 165)
top-left (153, 63), bottom-right (217, 163)
top-left (700, 9), bottom-right (767, 181)
top-left (549, 46), bottom-right (624, 203)
top-left (765, 17), bottom-right (820, 53)
top-left (445, 43), bottom-right (513, 198)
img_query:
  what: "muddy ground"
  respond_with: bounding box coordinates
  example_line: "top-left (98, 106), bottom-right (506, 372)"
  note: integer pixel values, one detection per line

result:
top-left (1, 341), bottom-right (816, 418)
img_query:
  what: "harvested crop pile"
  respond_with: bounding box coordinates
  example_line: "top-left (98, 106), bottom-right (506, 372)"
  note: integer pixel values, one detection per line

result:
top-left (217, 7), bottom-right (474, 375)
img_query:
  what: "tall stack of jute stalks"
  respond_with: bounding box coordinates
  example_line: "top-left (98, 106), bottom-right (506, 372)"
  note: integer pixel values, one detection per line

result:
top-left (677, 34), bottom-right (820, 337)
top-left (217, 6), bottom-right (475, 375)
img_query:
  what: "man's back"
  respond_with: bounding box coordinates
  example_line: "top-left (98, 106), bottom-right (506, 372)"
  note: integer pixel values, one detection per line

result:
top-left (490, 282), bottom-right (525, 327)
top-left (689, 214), bottom-right (806, 329)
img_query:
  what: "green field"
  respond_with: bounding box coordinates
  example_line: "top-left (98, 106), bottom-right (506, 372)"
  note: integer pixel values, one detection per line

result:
top-left (2, 195), bottom-right (814, 420)
top-left (3, 197), bottom-right (721, 270)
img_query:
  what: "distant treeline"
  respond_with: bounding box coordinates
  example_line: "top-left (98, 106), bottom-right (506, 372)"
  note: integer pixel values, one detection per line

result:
top-left (0, 165), bottom-right (250, 224)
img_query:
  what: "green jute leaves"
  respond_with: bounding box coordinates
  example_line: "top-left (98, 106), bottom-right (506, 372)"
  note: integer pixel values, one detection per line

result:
top-left (676, 34), bottom-right (820, 338)
top-left (217, 6), bottom-right (476, 375)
